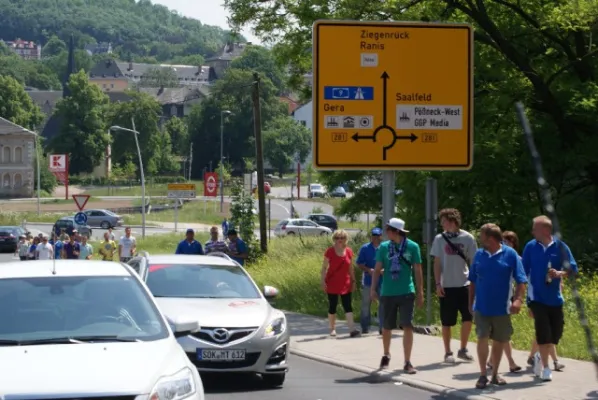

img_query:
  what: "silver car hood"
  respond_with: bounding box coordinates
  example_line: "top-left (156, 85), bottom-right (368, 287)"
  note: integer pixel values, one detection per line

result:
top-left (155, 297), bottom-right (271, 328)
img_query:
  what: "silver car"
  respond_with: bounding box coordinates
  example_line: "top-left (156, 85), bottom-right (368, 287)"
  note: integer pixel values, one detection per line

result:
top-left (83, 209), bottom-right (124, 229)
top-left (128, 252), bottom-right (290, 387)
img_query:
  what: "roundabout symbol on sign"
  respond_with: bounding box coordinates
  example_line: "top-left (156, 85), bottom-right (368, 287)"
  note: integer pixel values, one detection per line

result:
top-left (206, 176), bottom-right (217, 194)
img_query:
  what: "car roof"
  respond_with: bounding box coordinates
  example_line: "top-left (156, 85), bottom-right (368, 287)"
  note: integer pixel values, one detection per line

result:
top-left (145, 254), bottom-right (238, 266)
top-left (0, 260), bottom-right (131, 279)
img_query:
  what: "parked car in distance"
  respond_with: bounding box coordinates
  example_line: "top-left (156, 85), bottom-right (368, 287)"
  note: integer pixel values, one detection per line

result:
top-left (274, 218), bottom-right (332, 237)
top-left (252, 182), bottom-right (271, 194)
top-left (330, 186), bottom-right (347, 198)
top-left (0, 226), bottom-right (26, 252)
top-left (83, 209), bottom-right (124, 229)
top-left (127, 253), bottom-right (289, 387)
top-left (53, 216), bottom-right (92, 238)
top-left (304, 214), bottom-right (338, 231)
top-left (308, 183), bottom-right (326, 198)
top-left (0, 260), bottom-right (205, 400)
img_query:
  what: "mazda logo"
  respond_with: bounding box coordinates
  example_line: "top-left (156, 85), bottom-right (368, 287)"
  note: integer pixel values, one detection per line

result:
top-left (212, 328), bottom-right (230, 343)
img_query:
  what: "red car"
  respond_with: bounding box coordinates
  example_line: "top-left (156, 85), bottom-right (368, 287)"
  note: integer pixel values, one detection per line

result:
top-left (253, 182), bottom-right (271, 194)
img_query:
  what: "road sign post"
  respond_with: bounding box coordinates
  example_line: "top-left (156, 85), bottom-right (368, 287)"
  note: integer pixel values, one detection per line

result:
top-left (72, 194), bottom-right (90, 211)
top-left (424, 178), bottom-right (438, 326)
top-left (167, 183), bottom-right (197, 231)
top-left (312, 20), bottom-right (473, 170)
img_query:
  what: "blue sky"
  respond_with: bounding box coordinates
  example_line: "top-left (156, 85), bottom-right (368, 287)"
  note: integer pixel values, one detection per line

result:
top-left (151, 0), bottom-right (260, 44)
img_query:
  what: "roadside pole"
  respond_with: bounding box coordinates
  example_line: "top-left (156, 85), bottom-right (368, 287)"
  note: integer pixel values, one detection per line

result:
top-left (424, 178), bottom-right (438, 326)
top-left (174, 200), bottom-right (179, 233)
top-left (381, 171), bottom-right (395, 239)
top-left (268, 198), bottom-right (271, 241)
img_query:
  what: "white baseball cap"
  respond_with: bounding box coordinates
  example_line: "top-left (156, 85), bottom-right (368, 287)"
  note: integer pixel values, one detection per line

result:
top-left (386, 218), bottom-right (409, 232)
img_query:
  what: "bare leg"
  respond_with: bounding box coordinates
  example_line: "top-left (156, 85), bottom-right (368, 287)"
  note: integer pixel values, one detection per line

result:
top-left (382, 328), bottom-right (392, 355)
top-left (461, 321), bottom-right (472, 349)
top-left (504, 342), bottom-right (520, 370)
top-left (477, 337), bottom-right (489, 375)
top-left (328, 313), bottom-right (336, 335)
top-left (403, 326), bottom-right (413, 362)
top-left (442, 326), bottom-right (452, 354)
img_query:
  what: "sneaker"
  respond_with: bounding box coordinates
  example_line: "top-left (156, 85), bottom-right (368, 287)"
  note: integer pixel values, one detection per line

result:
top-left (380, 355), bottom-right (390, 369)
top-left (362, 328), bottom-right (369, 334)
top-left (553, 360), bottom-right (565, 371)
top-left (444, 352), bottom-right (456, 363)
top-left (378, 329), bottom-right (382, 335)
top-left (533, 352), bottom-right (542, 377)
top-left (541, 367), bottom-right (552, 381)
top-left (350, 329), bottom-right (361, 338)
top-left (527, 356), bottom-right (534, 366)
top-left (403, 361), bottom-right (417, 374)
top-left (458, 348), bottom-right (474, 361)
top-left (330, 330), bottom-right (337, 337)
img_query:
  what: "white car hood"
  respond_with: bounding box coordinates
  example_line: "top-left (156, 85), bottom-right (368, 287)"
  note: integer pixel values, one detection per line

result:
top-left (156, 297), bottom-right (270, 328)
top-left (0, 339), bottom-right (184, 395)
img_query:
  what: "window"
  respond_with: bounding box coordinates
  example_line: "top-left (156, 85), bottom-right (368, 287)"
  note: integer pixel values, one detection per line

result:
top-left (2, 173), bottom-right (10, 187)
top-left (13, 174), bottom-right (22, 187)
top-left (0, 276), bottom-right (168, 342)
top-left (14, 147), bottom-right (22, 163)
top-left (146, 264), bottom-right (261, 299)
top-left (2, 146), bottom-right (11, 163)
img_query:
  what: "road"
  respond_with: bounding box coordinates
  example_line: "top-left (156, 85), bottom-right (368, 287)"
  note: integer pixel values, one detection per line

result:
top-left (203, 355), bottom-right (442, 400)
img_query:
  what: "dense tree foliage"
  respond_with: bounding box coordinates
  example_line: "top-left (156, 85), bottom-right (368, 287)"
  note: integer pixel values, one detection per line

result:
top-left (263, 116), bottom-right (311, 177)
top-left (225, 0), bottom-right (598, 266)
top-left (0, 75), bottom-right (44, 128)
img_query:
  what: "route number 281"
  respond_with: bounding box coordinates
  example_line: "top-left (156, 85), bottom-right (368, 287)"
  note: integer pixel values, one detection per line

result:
top-left (332, 132), bottom-right (347, 142)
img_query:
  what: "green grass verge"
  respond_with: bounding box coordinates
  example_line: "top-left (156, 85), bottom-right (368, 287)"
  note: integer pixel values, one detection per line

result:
top-left (83, 181), bottom-right (231, 197)
top-left (0, 211), bottom-right (64, 225)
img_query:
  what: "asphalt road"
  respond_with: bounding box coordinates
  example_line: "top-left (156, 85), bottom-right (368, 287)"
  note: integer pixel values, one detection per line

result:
top-left (204, 355), bottom-right (443, 400)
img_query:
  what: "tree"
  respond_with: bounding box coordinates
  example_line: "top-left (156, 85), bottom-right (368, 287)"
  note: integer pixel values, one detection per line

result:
top-left (155, 130), bottom-right (180, 174)
top-left (0, 75), bottom-right (44, 129)
top-left (42, 35), bottom-right (66, 56)
top-left (263, 116), bottom-right (311, 177)
top-left (50, 69), bottom-right (111, 175)
top-left (230, 45), bottom-right (286, 94)
top-left (137, 66), bottom-right (180, 88)
top-left (33, 141), bottom-right (57, 194)
top-left (0, 51), bottom-right (62, 90)
top-left (164, 116), bottom-right (189, 155)
top-left (229, 178), bottom-right (255, 249)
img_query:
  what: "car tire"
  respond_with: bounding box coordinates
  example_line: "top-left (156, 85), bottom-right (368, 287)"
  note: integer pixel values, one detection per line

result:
top-left (100, 221), bottom-right (111, 229)
top-left (262, 372), bottom-right (285, 387)
top-left (286, 231), bottom-right (295, 236)
top-left (320, 231), bottom-right (328, 236)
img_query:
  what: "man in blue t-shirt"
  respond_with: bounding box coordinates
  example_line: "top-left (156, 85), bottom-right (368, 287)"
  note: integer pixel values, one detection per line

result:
top-left (522, 215), bottom-right (578, 382)
top-left (226, 229), bottom-right (247, 265)
top-left (357, 227), bottom-right (383, 334)
top-left (175, 229), bottom-right (204, 255)
top-left (52, 237), bottom-right (63, 259)
top-left (468, 223), bottom-right (527, 389)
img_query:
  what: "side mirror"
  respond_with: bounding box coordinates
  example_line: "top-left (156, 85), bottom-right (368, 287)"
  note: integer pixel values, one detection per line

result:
top-left (170, 318), bottom-right (200, 338)
top-left (263, 285), bottom-right (279, 300)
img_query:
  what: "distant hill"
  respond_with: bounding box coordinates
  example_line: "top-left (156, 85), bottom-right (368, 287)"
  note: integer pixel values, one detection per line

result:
top-left (0, 0), bottom-right (238, 60)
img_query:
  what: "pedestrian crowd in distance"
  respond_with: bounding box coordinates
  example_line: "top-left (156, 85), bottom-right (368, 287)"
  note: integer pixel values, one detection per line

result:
top-left (320, 208), bottom-right (576, 389)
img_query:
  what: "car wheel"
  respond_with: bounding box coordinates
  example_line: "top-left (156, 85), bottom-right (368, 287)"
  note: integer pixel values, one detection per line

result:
top-left (262, 372), bottom-right (285, 387)
top-left (100, 221), bottom-right (111, 229)
top-left (320, 231), bottom-right (328, 236)
top-left (286, 231), bottom-right (295, 236)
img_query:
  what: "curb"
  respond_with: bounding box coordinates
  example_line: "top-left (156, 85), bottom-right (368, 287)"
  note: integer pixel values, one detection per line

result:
top-left (289, 348), bottom-right (497, 400)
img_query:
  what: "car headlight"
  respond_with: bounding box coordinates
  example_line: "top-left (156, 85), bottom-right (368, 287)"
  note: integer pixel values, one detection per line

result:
top-left (263, 317), bottom-right (286, 338)
top-left (149, 367), bottom-right (196, 400)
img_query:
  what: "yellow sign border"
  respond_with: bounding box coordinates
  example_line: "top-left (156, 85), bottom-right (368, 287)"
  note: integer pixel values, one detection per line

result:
top-left (167, 183), bottom-right (196, 191)
top-left (311, 20), bottom-right (474, 171)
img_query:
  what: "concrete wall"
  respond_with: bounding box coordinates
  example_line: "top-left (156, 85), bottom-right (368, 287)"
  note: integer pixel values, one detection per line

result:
top-left (0, 134), bottom-right (35, 198)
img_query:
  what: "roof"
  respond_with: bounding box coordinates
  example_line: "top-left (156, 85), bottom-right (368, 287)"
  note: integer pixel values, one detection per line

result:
top-left (145, 254), bottom-right (237, 267)
top-left (205, 42), bottom-right (249, 62)
top-left (138, 85), bottom-right (210, 104)
top-left (89, 59), bottom-right (213, 82)
top-left (0, 117), bottom-right (36, 136)
top-left (0, 260), bottom-right (131, 279)
top-left (27, 91), bottom-right (131, 112)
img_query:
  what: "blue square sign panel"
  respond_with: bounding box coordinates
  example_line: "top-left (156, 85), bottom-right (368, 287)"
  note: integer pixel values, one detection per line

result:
top-left (323, 86), bottom-right (374, 100)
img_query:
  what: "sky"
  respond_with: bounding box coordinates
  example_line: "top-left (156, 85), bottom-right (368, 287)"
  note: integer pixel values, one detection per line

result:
top-left (151, 0), bottom-right (260, 44)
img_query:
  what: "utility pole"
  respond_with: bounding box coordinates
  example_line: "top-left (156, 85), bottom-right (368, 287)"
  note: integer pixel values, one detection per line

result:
top-left (188, 142), bottom-right (193, 181)
top-left (252, 72), bottom-right (268, 252)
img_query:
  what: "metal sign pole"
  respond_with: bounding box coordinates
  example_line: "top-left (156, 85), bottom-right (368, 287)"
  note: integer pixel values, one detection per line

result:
top-left (174, 200), bottom-right (179, 233)
top-left (381, 171), bottom-right (395, 239)
top-left (424, 178), bottom-right (438, 326)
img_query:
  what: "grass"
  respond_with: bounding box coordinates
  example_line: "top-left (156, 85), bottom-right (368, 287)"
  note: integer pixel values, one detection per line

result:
top-left (83, 180), bottom-right (231, 197)
top-left (125, 200), bottom-right (229, 226)
top-left (0, 211), bottom-right (64, 225)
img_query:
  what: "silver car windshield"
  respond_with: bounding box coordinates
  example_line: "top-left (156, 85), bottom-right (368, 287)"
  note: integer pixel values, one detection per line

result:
top-left (0, 276), bottom-right (169, 342)
top-left (147, 264), bottom-right (261, 299)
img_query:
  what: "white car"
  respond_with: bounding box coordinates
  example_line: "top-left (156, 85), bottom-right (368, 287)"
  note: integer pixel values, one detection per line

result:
top-left (0, 260), bottom-right (205, 400)
top-left (128, 253), bottom-right (290, 387)
top-left (274, 218), bottom-right (333, 237)
top-left (308, 183), bottom-right (326, 198)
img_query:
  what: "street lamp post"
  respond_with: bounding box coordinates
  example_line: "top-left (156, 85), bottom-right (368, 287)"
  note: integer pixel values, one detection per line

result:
top-left (109, 119), bottom-right (146, 239)
top-left (220, 110), bottom-right (232, 213)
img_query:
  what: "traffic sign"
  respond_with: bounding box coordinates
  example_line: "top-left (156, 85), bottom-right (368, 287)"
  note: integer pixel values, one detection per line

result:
top-left (72, 194), bottom-right (90, 211)
top-left (312, 20), bottom-right (473, 170)
top-left (74, 212), bottom-right (88, 225)
top-left (49, 154), bottom-right (67, 172)
top-left (168, 183), bottom-right (196, 199)
top-left (204, 173), bottom-right (218, 197)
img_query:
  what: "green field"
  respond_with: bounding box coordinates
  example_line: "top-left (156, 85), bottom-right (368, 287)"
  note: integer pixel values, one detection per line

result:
top-left (83, 181), bottom-right (231, 197)
top-left (126, 200), bottom-right (228, 226)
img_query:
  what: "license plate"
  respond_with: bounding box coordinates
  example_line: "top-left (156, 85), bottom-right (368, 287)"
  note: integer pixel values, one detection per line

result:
top-left (197, 349), bottom-right (246, 361)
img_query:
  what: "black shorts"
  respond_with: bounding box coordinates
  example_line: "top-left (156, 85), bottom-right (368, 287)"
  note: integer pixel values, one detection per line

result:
top-left (381, 293), bottom-right (415, 330)
top-left (440, 286), bottom-right (472, 326)
top-left (529, 302), bottom-right (564, 345)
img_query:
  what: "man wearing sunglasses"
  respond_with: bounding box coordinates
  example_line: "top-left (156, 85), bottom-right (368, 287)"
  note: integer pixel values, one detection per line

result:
top-left (371, 218), bottom-right (424, 374)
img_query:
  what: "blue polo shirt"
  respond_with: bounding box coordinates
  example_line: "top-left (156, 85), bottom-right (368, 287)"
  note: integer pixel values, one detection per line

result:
top-left (175, 240), bottom-right (204, 255)
top-left (522, 238), bottom-right (577, 307)
top-left (228, 238), bottom-right (247, 265)
top-left (357, 242), bottom-right (382, 288)
top-left (468, 245), bottom-right (527, 316)
top-left (53, 240), bottom-right (63, 259)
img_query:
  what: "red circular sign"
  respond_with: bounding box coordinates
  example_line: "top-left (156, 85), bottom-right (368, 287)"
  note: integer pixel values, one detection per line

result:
top-left (206, 176), bottom-right (217, 193)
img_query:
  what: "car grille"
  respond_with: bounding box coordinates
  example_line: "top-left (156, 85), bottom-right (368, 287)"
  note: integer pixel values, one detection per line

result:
top-left (186, 352), bottom-right (261, 369)
top-left (191, 327), bottom-right (258, 345)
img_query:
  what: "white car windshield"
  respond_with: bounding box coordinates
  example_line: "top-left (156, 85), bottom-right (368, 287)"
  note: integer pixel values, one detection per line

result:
top-left (0, 276), bottom-right (168, 343)
top-left (147, 264), bottom-right (261, 299)
top-left (311, 184), bottom-right (322, 190)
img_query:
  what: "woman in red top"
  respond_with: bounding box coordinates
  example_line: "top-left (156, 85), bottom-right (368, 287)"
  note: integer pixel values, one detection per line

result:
top-left (321, 229), bottom-right (360, 337)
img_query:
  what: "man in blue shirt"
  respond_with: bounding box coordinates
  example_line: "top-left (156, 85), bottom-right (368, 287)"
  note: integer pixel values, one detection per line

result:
top-left (522, 215), bottom-right (578, 382)
top-left (226, 229), bottom-right (248, 265)
top-left (175, 229), bottom-right (204, 255)
top-left (468, 223), bottom-right (527, 389)
top-left (357, 227), bottom-right (383, 334)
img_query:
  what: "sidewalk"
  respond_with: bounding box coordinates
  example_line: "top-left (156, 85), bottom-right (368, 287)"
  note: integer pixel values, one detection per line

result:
top-left (285, 312), bottom-right (597, 400)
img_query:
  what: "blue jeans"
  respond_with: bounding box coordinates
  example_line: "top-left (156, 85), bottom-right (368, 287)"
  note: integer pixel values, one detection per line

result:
top-left (360, 284), bottom-right (383, 331)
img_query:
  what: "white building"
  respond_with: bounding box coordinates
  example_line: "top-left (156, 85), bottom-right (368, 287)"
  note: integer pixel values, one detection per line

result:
top-left (0, 117), bottom-right (36, 198)
top-left (291, 101), bottom-right (313, 170)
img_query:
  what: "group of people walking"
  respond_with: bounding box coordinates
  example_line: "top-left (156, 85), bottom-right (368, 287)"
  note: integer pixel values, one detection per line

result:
top-left (320, 208), bottom-right (577, 388)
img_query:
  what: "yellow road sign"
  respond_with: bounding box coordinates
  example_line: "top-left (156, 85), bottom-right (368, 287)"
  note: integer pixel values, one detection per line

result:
top-left (312, 20), bottom-right (473, 170)
top-left (167, 183), bottom-right (196, 191)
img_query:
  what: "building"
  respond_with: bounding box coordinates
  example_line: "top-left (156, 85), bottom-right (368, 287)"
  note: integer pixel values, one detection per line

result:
top-left (2, 39), bottom-right (41, 60)
top-left (84, 42), bottom-right (112, 56)
top-left (205, 42), bottom-right (250, 79)
top-left (279, 95), bottom-right (300, 114)
top-left (88, 60), bottom-right (216, 92)
top-left (138, 86), bottom-right (210, 118)
top-left (0, 117), bottom-right (36, 198)
top-left (291, 101), bottom-right (313, 169)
